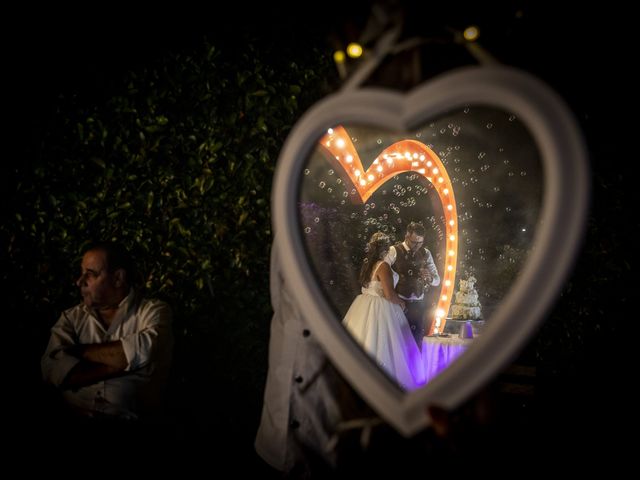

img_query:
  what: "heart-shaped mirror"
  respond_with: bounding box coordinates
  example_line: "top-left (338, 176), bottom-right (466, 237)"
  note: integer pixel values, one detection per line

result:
top-left (272, 66), bottom-right (588, 436)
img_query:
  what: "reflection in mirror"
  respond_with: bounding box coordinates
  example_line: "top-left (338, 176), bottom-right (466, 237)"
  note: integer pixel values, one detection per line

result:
top-left (298, 107), bottom-right (542, 390)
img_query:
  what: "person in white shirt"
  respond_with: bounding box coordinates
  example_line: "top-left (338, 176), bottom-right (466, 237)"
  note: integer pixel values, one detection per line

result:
top-left (255, 239), bottom-right (343, 475)
top-left (255, 237), bottom-right (382, 476)
top-left (41, 241), bottom-right (173, 421)
top-left (385, 222), bottom-right (440, 348)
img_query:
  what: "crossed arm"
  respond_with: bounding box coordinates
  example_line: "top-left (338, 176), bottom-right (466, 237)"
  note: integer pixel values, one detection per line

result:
top-left (62, 341), bottom-right (128, 389)
top-left (42, 302), bottom-right (171, 390)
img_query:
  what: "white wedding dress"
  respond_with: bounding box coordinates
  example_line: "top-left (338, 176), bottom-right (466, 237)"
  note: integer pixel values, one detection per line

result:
top-left (342, 262), bottom-right (425, 390)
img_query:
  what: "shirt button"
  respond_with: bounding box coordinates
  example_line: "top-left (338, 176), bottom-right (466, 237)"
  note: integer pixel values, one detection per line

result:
top-left (294, 375), bottom-right (304, 384)
top-left (302, 329), bottom-right (310, 337)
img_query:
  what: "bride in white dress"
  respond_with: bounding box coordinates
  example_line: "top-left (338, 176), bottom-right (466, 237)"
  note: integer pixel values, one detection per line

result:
top-left (342, 232), bottom-right (425, 390)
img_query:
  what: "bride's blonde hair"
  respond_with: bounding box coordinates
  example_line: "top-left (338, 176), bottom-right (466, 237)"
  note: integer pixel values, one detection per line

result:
top-left (359, 232), bottom-right (391, 287)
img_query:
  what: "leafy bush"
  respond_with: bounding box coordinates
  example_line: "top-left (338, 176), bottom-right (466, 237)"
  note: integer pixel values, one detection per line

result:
top-left (1, 37), bottom-right (336, 428)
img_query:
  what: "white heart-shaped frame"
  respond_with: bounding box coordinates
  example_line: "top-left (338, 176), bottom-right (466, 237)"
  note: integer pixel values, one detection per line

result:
top-left (272, 66), bottom-right (588, 436)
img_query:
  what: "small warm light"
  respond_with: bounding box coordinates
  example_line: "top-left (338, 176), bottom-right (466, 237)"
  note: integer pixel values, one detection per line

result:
top-left (426, 161), bottom-right (432, 167)
top-left (336, 138), bottom-right (346, 148)
top-left (445, 280), bottom-right (451, 287)
top-left (441, 295), bottom-right (448, 301)
top-left (436, 309), bottom-right (445, 318)
top-left (448, 265), bottom-right (453, 271)
top-left (325, 141), bottom-right (331, 147)
top-left (443, 188), bottom-right (449, 195)
top-left (522, 228), bottom-right (527, 232)
top-left (376, 165), bottom-right (383, 172)
top-left (449, 220), bottom-right (455, 226)
top-left (419, 155), bottom-right (425, 161)
top-left (405, 152), bottom-right (412, 159)
top-left (413, 153), bottom-right (419, 159)
top-left (327, 128), bottom-right (334, 134)
top-left (432, 167), bottom-right (439, 174)
top-left (359, 179), bottom-right (366, 186)
top-left (333, 50), bottom-right (346, 63)
top-left (367, 174), bottom-right (375, 181)
top-left (346, 43), bottom-right (363, 58)
top-left (448, 250), bottom-right (455, 256)
top-left (438, 177), bottom-right (444, 183)
top-left (464, 25), bottom-right (479, 42)
top-left (345, 155), bottom-right (353, 163)
top-left (354, 169), bottom-right (361, 177)
top-left (447, 205), bottom-right (453, 211)
top-left (449, 235), bottom-right (455, 241)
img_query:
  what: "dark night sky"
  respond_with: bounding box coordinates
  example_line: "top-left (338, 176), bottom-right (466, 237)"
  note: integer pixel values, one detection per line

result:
top-left (4, 2), bottom-right (628, 163)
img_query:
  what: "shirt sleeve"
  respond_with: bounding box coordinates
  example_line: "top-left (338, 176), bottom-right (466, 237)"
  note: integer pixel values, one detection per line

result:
top-left (41, 312), bottom-right (81, 387)
top-left (384, 246), bottom-right (397, 266)
top-left (424, 248), bottom-right (440, 286)
top-left (255, 239), bottom-right (341, 472)
top-left (256, 239), bottom-right (296, 470)
top-left (120, 300), bottom-right (173, 372)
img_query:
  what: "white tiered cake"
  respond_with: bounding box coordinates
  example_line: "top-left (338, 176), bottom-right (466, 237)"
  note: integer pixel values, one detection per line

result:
top-left (450, 276), bottom-right (482, 320)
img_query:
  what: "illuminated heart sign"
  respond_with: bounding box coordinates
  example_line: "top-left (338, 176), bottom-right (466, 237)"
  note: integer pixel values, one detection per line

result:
top-left (272, 66), bottom-right (589, 436)
top-left (319, 126), bottom-right (458, 335)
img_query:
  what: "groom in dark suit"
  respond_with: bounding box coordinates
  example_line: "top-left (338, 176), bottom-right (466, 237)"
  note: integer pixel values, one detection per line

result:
top-left (385, 222), bottom-right (440, 348)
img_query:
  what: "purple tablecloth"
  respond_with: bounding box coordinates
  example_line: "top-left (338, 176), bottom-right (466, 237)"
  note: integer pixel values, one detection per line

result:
top-left (422, 335), bottom-right (472, 383)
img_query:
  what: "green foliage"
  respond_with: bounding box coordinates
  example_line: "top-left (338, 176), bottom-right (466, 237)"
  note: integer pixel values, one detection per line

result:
top-left (1, 37), bottom-right (336, 429)
top-left (3, 40), bottom-right (333, 320)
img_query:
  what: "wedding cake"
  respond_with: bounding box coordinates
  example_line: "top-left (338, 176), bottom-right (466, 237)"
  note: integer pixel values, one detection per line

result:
top-left (450, 276), bottom-right (482, 320)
